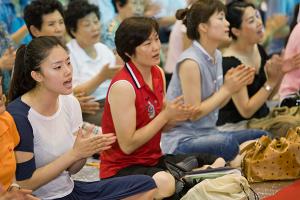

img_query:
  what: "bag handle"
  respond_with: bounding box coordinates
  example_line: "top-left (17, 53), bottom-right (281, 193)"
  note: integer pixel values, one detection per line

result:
top-left (252, 136), bottom-right (271, 158)
top-left (240, 183), bottom-right (260, 200)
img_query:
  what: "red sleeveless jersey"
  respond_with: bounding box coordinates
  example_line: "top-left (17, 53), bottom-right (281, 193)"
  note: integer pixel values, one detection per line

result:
top-left (100, 61), bottom-right (164, 178)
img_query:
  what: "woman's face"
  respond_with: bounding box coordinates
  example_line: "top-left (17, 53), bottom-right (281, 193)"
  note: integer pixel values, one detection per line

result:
top-left (205, 11), bottom-right (230, 43)
top-left (131, 30), bottom-right (161, 68)
top-left (36, 46), bottom-right (73, 95)
top-left (0, 77), bottom-right (6, 114)
top-left (35, 10), bottom-right (66, 39)
top-left (73, 12), bottom-right (101, 48)
top-left (238, 6), bottom-right (264, 43)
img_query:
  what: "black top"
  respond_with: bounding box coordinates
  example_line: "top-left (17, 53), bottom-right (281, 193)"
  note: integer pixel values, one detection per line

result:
top-left (217, 45), bottom-right (270, 126)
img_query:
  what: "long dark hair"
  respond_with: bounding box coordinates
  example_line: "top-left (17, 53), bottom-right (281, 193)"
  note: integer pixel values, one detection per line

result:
top-left (8, 36), bottom-right (68, 102)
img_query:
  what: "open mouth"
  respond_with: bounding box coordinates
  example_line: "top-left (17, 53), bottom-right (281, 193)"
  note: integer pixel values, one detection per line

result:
top-left (63, 79), bottom-right (72, 88)
top-left (152, 53), bottom-right (160, 59)
top-left (92, 33), bottom-right (100, 39)
top-left (257, 27), bottom-right (264, 35)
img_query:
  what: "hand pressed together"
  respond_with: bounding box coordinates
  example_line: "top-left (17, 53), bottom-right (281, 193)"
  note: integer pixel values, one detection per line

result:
top-left (264, 54), bottom-right (284, 87)
top-left (0, 187), bottom-right (39, 200)
top-left (72, 128), bottom-right (116, 160)
top-left (223, 65), bottom-right (255, 94)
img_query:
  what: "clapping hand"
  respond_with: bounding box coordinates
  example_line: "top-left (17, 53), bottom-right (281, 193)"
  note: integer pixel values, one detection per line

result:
top-left (74, 92), bottom-right (100, 114)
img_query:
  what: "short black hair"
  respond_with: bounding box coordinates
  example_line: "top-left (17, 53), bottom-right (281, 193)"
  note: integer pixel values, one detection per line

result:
top-left (112, 0), bottom-right (128, 13)
top-left (24, 0), bottom-right (64, 37)
top-left (64, 0), bottom-right (100, 38)
top-left (115, 16), bottom-right (159, 62)
top-left (226, 1), bottom-right (255, 40)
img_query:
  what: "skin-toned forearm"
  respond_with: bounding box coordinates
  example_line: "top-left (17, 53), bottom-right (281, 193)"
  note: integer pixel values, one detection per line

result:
top-left (220, 96), bottom-right (231, 108)
top-left (17, 150), bottom-right (79, 190)
top-left (73, 72), bottom-right (106, 95)
top-left (232, 87), bottom-right (272, 118)
top-left (157, 16), bottom-right (176, 27)
top-left (11, 25), bottom-right (28, 45)
top-left (67, 158), bottom-right (87, 175)
top-left (118, 110), bottom-right (169, 154)
top-left (191, 86), bottom-right (231, 120)
top-left (269, 80), bottom-right (281, 100)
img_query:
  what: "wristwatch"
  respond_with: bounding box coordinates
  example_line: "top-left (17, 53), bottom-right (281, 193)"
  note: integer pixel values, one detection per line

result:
top-left (263, 83), bottom-right (273, 92)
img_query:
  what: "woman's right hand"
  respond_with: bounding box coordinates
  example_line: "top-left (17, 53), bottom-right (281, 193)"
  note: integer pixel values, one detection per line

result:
top-left (223, 65), bottom-right (255, 94)
top-left (163, 96), bottom-right (192, 123)
top-left (0, 189), bottom-right (39, 200)
top-left (72, 129), bottom-right (116, 159)
top-left (99, 63), bottom-right (121, 80)
top-left (74, 92), bottom-right (100, 114)
top-left (264, 54), bottom-right (284, 87)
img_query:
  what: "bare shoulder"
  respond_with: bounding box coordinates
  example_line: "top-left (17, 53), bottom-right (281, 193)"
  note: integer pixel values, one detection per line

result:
top-left (109, 80), bottom-right (135, 102)
top-left (179, 59), bottom-right (200, 73)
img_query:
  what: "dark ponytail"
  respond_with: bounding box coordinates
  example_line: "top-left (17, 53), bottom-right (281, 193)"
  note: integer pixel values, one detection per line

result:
top-left (8, 36), bottom-right (67, 102)
top-left (176, 7), bottom-right (189, 27)
top-left (178, 0), bottom-right (226, 41)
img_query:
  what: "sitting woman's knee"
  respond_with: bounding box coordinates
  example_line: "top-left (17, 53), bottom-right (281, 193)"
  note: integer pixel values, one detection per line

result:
top-left (221, 136), bottom-right (240, 161)
top-left (152, 171), bottom-right (175, 198)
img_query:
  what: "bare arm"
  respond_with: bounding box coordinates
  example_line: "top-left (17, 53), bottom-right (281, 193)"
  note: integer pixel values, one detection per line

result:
top-left (15, 150), bottom-right (82, 190)
top-left (67, 158), bottom-right (87, 175)
top-left (109, 81), bottom-right (169, 155)
top-left (73, 92), bottom-right (100, 115)
top-left (179, 60), bottom-right (231, 120)
top-left (231, 84), bottom-right (273, 118)
top-left (109, 77), bottom-right (191, 154)
top-left (231, 55), bottom-right (284, 118)
top-left (179, 60), bottom-right (254, 120)
top-left (73, 64), bottom-right (120, 95)
top-left (15, 130), bottom-right (115, 190)
top-left (157, 16), bottom-right (176, 27)
top-left (11, 25), bottom-right (28, 45)
top-left (73, 65), bottom-right (107, 95)
top-left (219, 96), bottom-right (232, 108)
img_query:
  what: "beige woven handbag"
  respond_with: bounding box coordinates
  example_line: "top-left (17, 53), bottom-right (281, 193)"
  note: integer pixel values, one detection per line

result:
top-left (243, 127), bottom-right (300, 182)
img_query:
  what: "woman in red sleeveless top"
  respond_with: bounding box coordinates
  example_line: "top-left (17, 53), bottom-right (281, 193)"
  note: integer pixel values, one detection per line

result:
top-left (100, 16), bottom-right (223, 200)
